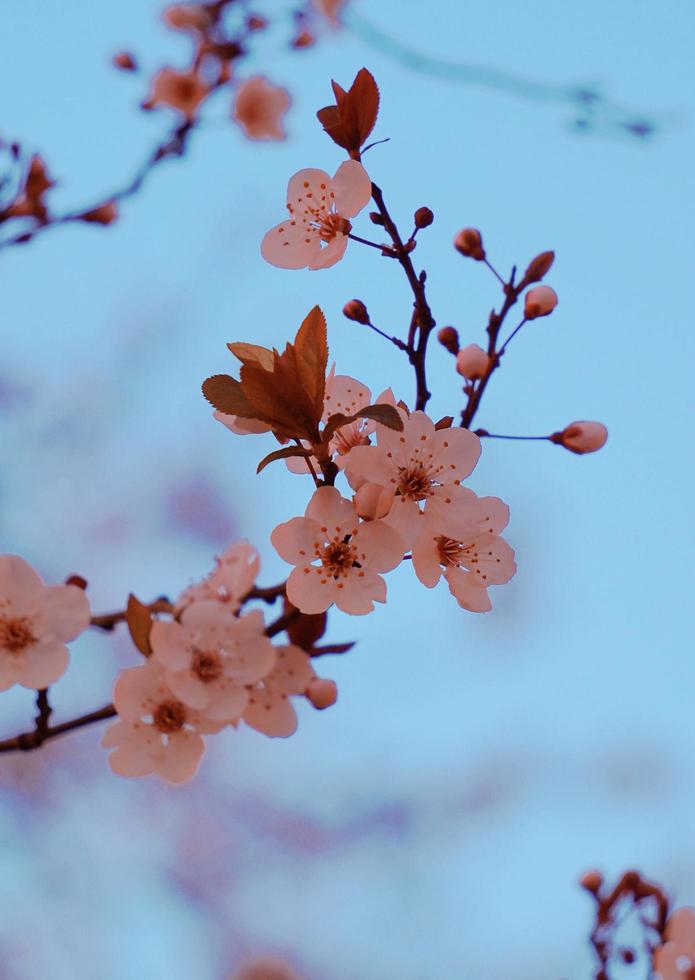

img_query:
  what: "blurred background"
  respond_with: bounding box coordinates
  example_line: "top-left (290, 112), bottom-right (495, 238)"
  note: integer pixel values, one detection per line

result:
top-left (1, 1), bottom-right (694, 977)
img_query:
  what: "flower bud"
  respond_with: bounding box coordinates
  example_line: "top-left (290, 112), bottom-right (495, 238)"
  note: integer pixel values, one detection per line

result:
top-left (524, 285), bottom-right (558, 319)
top-left (246, 14), bottom-right (268, 30)
top-left (553, 421), bottom-right (608, 455)
top-left (437, 326), bottom-right (459, 355)
top-left (455, 344), bottom-right (490, 380)
top-left (163, 4), bottom-right (211, 32)
top-left (579, 870), bottom-right (603, 894)
top-left (307, 678), bottom-right (338, 710)
top-left (523, 250), bottom-right (555, 284)
top-left (113, 51), bottom-right (137, 72)
top-left (291, 30), bottom-right (315, 48)
top-left (342, 299), bottom-right (370, 325)
top-left (454, 228), bottom-right (485, 261)
top-left (353, 482), bottom-right (395, 520)
top-left (80, 201), bottom-right (119, 225)
top-left (414, 206), bottom-right (434, 229)
top-left (369, 211), bottom-right (385, 226)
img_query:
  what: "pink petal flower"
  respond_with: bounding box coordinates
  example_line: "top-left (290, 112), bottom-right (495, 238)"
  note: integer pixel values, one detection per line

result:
top-left (244, 644), bottom-right (316, 737)
top-left (177, 540), bottom-right (261, 612)
top-left (233, 76), bottom-right (291, 141)
top-left (261, 161), bottom-right (371, 270)
top-left (143, 67), bottom-right (210, 120)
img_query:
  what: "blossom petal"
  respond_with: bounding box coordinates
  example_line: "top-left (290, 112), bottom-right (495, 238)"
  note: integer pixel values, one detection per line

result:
top-left (305, 486), bottom-right (357, 534)
top-left (323, 374), bottom-right (372, 420)
top-left (114, 661), bottom-right (167, 721)
top-left (335, 571), bottom-right (385, 615)
top-left (36, 584), bottom-right (90, 642)
top-left (165, 669), bottom-right (209, 709)
top-left (150, 620), bottom-right (193, 670)
top-left (354, 520), bottom-right (404, 572)
top-left (477, 496), bottom-right (511, 535)
top-left (269, 644), bottom-right (315, 695)
top-left (0, 555), bottom-right (44, 616)
top-left (157, 730), bottom-right (206, 784)
top-left (464, 533), bottom-right (517, 586)
top-left (426, 484), bottom-right (484, 540)
top-left (286, 566), bottom-right (338, 614)
top-left (308, 233), bottom-right (348, 270)
top-left (244, 690), bottom-right (298, 738)
top-left (411, 534), bottom-right (444, 588)
top-left (271, 516), bottom-right (321, 566)
top-left (261, 220), bottom-right (321, 269)
top-left (445, 567), bottom-right (492, 612)
top-left (199, 677), bottom-right (248, 721)
top-left (430, 427), bottom-right (481, 482)
top-left (287, 167), bottom-right (332, 208)
top-left (103, 721), bottom-right (161, 778)
top-left (329, 160), bottom-right (372, 217)
top-left (18, 638), bottom-right (69, 689)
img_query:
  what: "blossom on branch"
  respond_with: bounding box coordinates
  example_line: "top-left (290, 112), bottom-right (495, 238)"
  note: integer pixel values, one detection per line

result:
top-left (151, 603), bottom-right (275, 721)
top-left (176, 540), bottom-right (261, 611)
top-left (261, 160), bottom-right (372, 270)
top-left (103, 659), bottom-right (223, 783)
top-left (143, 67), bottom-right (209, 120)
top-left (0, 555), bottom-right (90, 692)
top-left (243, 643), bottom-right (318, 737)
top-left (653, 907), bottom-right (695, 979)
top-left (233, 77), bottom-right (291, 141)
top-left (271, 486), bottom-right (403, 614)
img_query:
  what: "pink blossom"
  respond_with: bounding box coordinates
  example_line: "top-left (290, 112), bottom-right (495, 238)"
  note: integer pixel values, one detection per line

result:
top-left (0, 554), bottom-right (90, 692)
top-left (557, 421), bottom-right (608, 455)
top-left (271, 486), bottom-right (403, 615)
top-left (176, 540), bottom-right (261, 611)
top-left (151, 603), bottom-right (275, 721)
top-left (143, 67), bottom-right (209, 120)
top-left (455, 344), bottom-right (490, 380)
top-left (261, 160), bottom-right (372, 270)
top-left (162, 4), bottom-right (211, 32)
top-left (233, 76), bottom-right (291, 141)
top-left (311, 0), bottom-right (347, 26)
top-left (103, 659), bottom-right (224, 783)
top-left (654, 907), bottom-right (695, 979)
top-left (524, 285), bottom-right (558, 319)
top-left (345, 410), bottom-right (482, 547)
top-left (243, 644), bottom-right (317, 737)
top-left (411, 492), bottom-right (516, 612)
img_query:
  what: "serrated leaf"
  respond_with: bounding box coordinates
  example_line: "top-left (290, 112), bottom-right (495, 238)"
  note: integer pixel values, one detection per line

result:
top-left (240, 362), bottom-right (308, 440)
top-left (126, 594), bottom-right (152, 656)
top-left (354, 403), bottom-right (403, 430)
top-left (293, 305), bottom-right (328, 421)
top-left (256, 445), bottom-right (313, 474)
top-left (350, 68), bottom-right (380, 146)
top-left (317, 69), bottom-right (380, 154)
top-left (226, 342), bottom-right (274, 370)
top-left (202, 374), bottom-right (258, 418)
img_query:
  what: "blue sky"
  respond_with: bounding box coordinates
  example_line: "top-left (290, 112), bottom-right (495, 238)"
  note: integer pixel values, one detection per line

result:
top-left (1, 2), bottom-right (694, 978)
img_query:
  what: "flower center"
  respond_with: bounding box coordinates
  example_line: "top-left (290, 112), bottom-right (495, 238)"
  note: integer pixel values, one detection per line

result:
top-left (0, 615), bottom-right (36, 653)
top-left (318, 213), bottom-right (351, 241)
top-left (153, 699), bottom-right (187, 734)
top-left (319, 539), bottom-right (357, 578)
top-left (436, 536), bottom-right (468, 567)
top-left (332, 423), bottom-right (369, 456)
top-left (397, 463), bottom-right (434, 501)
top-left (192, 649), bottom-right (223, 683)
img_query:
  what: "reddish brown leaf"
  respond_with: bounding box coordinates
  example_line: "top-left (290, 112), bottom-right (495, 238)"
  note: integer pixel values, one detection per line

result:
top-left (317, 68), bottom-right (380, 154)
top-left (293, 305), bottom-right (328, 422)
top-left (257, 445), bottom-right (312, 474)
top-left (126, 594), bottom-right (152, 656)
top-left (350, 68), bottom-right (380, 146)
top-left (202, 374), bottom-right (257, 418)
top-left (226, 342), bottom-right (274, 370)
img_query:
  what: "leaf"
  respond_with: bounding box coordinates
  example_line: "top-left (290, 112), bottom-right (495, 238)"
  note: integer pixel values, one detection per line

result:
top-left (256, 445), bottom-right (313, 474)
top-left (434, 416), bottom-right (454, 430)
top-left (226, 342), bottom-right (274, 370)
top-left (351, 68), bottom-right (380, 146)
top-left (354, 404), bottom-right (403, 430)
top-left (240, 362), bottom-right (307, 440)
top-left (293, 305), bottom-right (328, 421)
top-left (202, 374), bottom-right (258, 418)
top-left (322, 411), bottom-right (354, 445)
top-left (317, 68), bottom-right (380, 154)
top-left (126, 594), bottom-right (152, 656)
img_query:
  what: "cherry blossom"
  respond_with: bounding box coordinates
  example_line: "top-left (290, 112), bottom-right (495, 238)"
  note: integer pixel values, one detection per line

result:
top-left (151, 603), bottom-right (275, 721)
top-left (261, 160), bottom-right (372, 270)
top-left (243, 644), bottom-right (317, 737)
top-left (143, 67), bottom-right (209, 120)
top-left (271, 486), bottom-right (403, 615)
top-left (411, 492), bottom-right (516, 612)
top-left (103, 659), bottom-right (224, 784)
top-left (524, 284), bottom-right (558, 319)
top-left (233, 76), bottom-right (291, 141)
top-left (345, 410), bottom-right (482, 548)
top-left (176, 540), bottom-right (261, 612)
top-left (0, 554), bottom-right (90, 692)
top-left (456, 344), bottom-right (490, 380)
top-left (306, 677), bottom-right (338, 709)
top-left (556, 421), bottom-right (608, 455)
top-left (653, 907), bottom-right (695, 980)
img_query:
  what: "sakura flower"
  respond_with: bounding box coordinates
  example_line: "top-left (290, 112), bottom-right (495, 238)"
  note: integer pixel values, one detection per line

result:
top-left (654, 907), bottom-right (695, 980)
top-left (411, 492), bottom-right (516, 612)
top-left (143, 67), bottom-right (209, 120)
top-left (151, 603), bottom-right (275, 722)
top-left (233, 76), bottom-right (291, 141)
top-left (0, 554), bottom-right (90, 692)
top-left (261, 160), bottom-right (372, 270)
top-left (103, 658), bottom-right (222, 783)
top-left (176, 540), bottom-right (261, 612)
top-left (243, 644), bottom-right (317, 737)
top-left (271, 486), bottom-right (403, 615)
top-left (346, 410), bottom-right (482, 548)
top-left (555, 420), bottom-right (608, 455)
top-left (456, 344), bottom-right (490, 380)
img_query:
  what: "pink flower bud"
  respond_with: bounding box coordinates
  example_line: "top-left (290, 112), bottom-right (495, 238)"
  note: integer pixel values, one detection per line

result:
top-left (113, 51), bottom-right (137, 72)
top-left (455, 344), bottom-right (490, 380)
top-left (437, 326), bottom-right (459, 355)
top-left (524, 285), bottom-right (558, 319)
top-left (353, 482), bottom-right (395, 520)
top-left (306, 678), bottom-right (338, 710)
top-left (554, 421), bottom-right (608, 455)
top-left (414, 206), bottom-right (434, 229)
top-left (523, 250), bottom-right (555, 284)
top-left (454, 228), bottom-right (485, 261)
top-left (342, 299), bottom-right (370, 325)
top-left (579, 870), bottom-right (603, 894)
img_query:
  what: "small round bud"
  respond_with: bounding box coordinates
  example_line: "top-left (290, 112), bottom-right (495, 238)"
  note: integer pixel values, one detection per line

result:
top-left (342, 299), bottom-right (370, 325)
top-left (524, 285), bottom-right (558, 319)
top-left (291, 29), bottom-right (315, 48)
top-left (246, 14), bottom-right (268, 30)
top-left (437, 326), bottom-right (460, 355)
top-left (554, 421), bottom-right (608, 455)
top-left (523, 250), bottom-right (555, 284)
top-left (454, 228), bottom-right (485, 261)
top-left (353, 482), bottom-right (395, 520)
top-left (65, 574), bottom-right (88, 590)
top-left (307, 678), bottom-right (338, 710)
top-left (414, 206), bottom-right (434, 229)
top-left (80, 201), bottom-right (119, 226)
top-left (579, 870), bottom-right (603, 894)
top-left (113, 51), bottom-right (138, 72)
top-left (455, 344), bottom-right (490, 380)
top-left (369, 211), bottom-right (385, 226)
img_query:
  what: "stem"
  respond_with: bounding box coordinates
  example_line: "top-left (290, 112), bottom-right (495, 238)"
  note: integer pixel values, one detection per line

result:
top-left (348, 232), bottom-right (394, 253)
top-left (365, 320), bottom-right (408, 351)
top-left (498, 318), bottom-right (527, 355)
top-left (475, 431), bottom-right (551, 442)
top-left (484, 258), bottom-right (506, 287)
